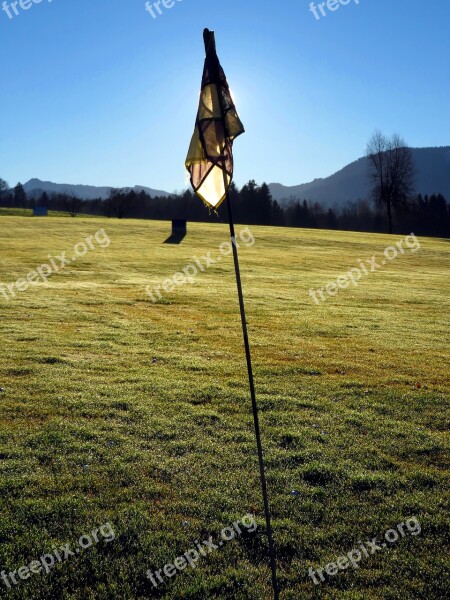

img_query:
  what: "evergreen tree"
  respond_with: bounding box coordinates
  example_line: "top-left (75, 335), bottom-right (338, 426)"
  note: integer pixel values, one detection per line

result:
top-left (13, 182), bottom-right (27, 207)
top-left (40, 192), bottom-right (49, 208)
top-left (257, 183), bottom-right (273, 225)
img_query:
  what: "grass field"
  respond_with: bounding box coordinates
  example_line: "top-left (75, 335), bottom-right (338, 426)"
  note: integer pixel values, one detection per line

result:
top-left (0, 216), bottom-right (448, 600)
top-left (0, 209), bottom-right (87, 218)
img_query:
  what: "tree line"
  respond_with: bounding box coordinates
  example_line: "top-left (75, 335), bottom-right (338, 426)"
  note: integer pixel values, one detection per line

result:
top-left (0, 178), bottom-right (448, 238)
top-left (1, 130), bottom-right (448, 239)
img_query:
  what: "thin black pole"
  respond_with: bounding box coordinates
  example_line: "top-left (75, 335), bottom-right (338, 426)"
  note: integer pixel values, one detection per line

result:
top-left (225, 192), bottom-right (279, 600)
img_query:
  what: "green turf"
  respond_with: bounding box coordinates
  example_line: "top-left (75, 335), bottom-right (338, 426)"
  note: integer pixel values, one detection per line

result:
top-left (0, 208), bottom-right (34, 217)
top-left (0, 217), bottom-right (448, 599)
top-left (0, 208), bottom-right (94, 218)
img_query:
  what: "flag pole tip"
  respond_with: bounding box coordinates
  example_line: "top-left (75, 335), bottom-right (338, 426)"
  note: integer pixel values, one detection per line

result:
top-left (203, 29), bottom-right (216, 53)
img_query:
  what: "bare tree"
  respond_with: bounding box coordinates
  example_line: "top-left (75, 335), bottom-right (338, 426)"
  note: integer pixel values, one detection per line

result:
top-left (0, 178), bottom-right (9, 201)
top-left (63, 195), bottom-right (85, 217)
top-left (366, 132), bottom-right (416, 233)
top-left (104, 188), bottom-right (136, 219)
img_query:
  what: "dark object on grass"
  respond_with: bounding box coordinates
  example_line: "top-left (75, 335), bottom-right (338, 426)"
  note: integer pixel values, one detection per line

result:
top-left (33, 206), bottom-right (48, 217)
top-left (164, 220), bottom-right (187, 244)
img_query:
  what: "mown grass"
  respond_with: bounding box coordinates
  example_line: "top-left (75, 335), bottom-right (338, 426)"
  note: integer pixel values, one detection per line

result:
top-left (0, 208), bottom-right (81, 218)
top-left (0, 216), bottom-right (448, 599)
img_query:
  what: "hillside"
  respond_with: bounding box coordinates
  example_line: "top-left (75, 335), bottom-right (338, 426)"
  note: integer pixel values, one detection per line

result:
top-left (23, 178), bottom-right (170, 201)
top-left (269, 147), bottom-right (450, 207)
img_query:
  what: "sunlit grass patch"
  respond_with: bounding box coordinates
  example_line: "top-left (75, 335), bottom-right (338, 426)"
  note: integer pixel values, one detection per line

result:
top-left (0, 216), bottom-right (448, 598)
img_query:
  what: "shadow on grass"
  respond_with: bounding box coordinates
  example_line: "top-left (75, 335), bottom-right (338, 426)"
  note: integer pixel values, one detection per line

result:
top-left (163, 232), bottom-right (187, 244)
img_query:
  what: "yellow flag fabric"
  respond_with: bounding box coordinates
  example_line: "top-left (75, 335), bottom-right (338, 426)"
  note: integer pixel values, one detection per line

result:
top-left (185, 31), bottom-right (244, 209)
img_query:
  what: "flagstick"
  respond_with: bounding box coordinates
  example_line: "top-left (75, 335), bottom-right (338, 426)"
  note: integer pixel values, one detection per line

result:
top-left (201, 28), bottom-right (279, 598)
top-left (225, 192), bottom-right (280, 600)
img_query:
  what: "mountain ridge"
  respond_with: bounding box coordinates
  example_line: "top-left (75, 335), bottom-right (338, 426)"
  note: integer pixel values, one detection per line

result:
top-left (23, 179), bottom-right (171, 201)
top-left (22, 146), bottom-right (449, 206)
top-left (268, 146), bottom-right (450, 207)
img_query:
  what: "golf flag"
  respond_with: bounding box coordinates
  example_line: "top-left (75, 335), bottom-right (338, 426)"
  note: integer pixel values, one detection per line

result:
top-left (185, 30), bottom-right (245, 210)
top-left (184, 30), bottom-right (279, 599)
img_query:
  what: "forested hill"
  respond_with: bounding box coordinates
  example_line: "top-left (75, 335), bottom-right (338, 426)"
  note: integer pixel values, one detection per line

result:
top-left (269, 147), bottom-right (450, 207)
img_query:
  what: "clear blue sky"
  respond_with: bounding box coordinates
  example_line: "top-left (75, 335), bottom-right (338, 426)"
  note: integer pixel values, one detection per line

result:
top-left (0, 0), bottom-right (449, 192)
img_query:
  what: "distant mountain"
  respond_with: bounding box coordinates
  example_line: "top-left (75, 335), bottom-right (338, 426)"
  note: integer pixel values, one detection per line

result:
top-left (21, 147), bottom-right (450, 206)
top-left (269, 147), bottom-right (450, 207)
top-left (23, 179), bottom-right (171, 201)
